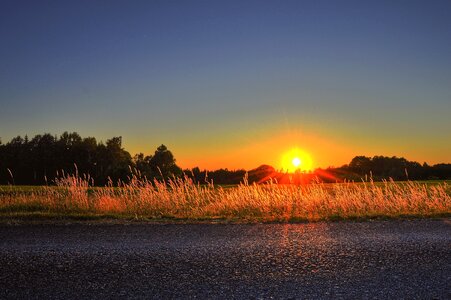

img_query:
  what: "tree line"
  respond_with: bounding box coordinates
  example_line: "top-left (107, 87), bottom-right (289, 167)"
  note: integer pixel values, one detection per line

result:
top-left (0, 132), bottom-right (450, 185)
top-left (0, 132), bottom-right (181, 185)
top-left (342, 155), bottom-right (451, 181)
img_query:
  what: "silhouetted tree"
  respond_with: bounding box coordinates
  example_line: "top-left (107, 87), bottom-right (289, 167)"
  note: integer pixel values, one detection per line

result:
top-left (0, 133), bottom-right (134, 185)
top-left (100, 137), bottom-right (133, 184)
top-left (149, 145), bottom-right (182, 180)
top-left (349, 156), bottom-right (372, 175)
top-left (248, 165), bottom-right (275, 183)
top-left (133, 153), bottom-right (153, 179)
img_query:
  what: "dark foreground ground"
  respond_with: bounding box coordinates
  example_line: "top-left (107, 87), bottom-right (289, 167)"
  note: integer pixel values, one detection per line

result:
top-left (0, 219), bottom-right (450, 299)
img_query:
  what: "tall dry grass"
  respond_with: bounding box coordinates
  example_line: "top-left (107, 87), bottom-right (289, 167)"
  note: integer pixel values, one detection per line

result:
top-left (0, 172), bottom-right (450, 221)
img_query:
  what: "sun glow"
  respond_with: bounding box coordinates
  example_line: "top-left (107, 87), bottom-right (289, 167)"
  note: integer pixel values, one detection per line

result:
top-left (281, 148), bottom-right (314, 173)
top-left (292, 157), bottom-right (301, 167)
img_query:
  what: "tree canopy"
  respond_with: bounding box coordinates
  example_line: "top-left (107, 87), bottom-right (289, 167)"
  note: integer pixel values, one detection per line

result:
top-left (0, 133), bottom-right (181, 185)
top-left (133, 144), bottom-right (182, 180)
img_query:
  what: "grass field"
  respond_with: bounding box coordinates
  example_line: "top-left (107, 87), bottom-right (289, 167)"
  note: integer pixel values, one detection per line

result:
top-left (0, 175), bottom-right (450, 222)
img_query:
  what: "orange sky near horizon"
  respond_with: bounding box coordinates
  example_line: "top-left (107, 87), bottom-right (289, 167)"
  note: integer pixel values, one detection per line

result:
top-left (123, 123), bottom-right (451, 171)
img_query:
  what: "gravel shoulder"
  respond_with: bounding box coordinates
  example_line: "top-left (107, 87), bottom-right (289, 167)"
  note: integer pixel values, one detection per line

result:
top-left (0, 219), bottom-right (450, 299)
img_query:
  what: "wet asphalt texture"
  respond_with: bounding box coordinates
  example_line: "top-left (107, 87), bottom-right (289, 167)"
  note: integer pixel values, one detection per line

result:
top-left (0, 219), bottom-right (450, 299)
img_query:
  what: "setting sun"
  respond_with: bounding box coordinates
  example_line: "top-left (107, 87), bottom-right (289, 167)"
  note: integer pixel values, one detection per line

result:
top-left (292, 157), bottom-right (301, 168)
top-left (281, 148), bottom-right (314, 173)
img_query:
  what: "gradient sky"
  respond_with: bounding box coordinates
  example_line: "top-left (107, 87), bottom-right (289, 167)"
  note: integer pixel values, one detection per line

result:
top-left (1, 0), bottom-right (450, 170)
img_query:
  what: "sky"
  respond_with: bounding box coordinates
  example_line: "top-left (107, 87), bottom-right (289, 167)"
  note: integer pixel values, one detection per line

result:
top-left (1, 0), bottom-right (450, 170)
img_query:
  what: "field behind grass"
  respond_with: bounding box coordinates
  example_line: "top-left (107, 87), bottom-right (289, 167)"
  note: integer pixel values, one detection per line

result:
top-left (0, 176), bottom-right (450, 223)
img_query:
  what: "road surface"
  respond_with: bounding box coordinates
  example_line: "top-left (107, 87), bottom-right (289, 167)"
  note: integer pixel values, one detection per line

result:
top-left (0, 219), bottom-right (450, 299)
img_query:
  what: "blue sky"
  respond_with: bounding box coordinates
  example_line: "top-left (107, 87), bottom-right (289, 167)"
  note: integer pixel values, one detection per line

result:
top-left (1, 0), bottom-right (450, 169)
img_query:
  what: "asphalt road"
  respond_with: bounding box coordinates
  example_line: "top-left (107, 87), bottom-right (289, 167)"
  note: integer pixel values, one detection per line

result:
top-left (0, 219), bottom-right (450, 299)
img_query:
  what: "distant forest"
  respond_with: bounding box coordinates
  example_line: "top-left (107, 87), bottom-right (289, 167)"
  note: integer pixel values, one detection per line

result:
top-left (0, 132), bottom-right (450, 185)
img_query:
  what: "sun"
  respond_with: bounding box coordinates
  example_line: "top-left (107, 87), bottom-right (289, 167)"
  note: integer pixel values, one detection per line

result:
top-left (281, 148), bottom-right (313, 173)
top-left (292, 157), bottom-right (301, 168)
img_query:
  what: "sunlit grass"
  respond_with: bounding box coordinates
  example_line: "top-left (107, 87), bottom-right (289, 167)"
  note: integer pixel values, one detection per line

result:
top-left (0, 173), bottom-right (450, 222)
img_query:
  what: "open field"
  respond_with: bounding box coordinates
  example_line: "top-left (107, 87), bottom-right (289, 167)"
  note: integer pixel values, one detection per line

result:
top-left (0, 175), bottom-right (450, 222)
